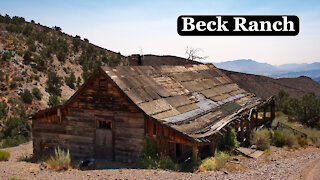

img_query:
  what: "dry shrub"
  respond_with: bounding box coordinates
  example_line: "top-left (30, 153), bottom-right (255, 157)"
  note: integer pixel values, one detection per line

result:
top-left (198, 157), bottom-right (215, 172)
top-left (250, 129), bottom-right (271, 150)
top-left (215, 152), bottom-right (230, 171)
top-left (298, 127), bottom-right (320, 147)
top-left (46, 147), bottom-right (71, 170)
top-left (296, 135), bottom-right (308, 148)
top-left (0, 150), bottom-right (10, 161)
top-left (273, 129), bottom-right (298, 148)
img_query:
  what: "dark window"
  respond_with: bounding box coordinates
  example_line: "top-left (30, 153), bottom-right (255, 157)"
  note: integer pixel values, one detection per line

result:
top-left (99, 79), bottom-right (107, 89)
top-left (97, 120), bottom-right (112, 130)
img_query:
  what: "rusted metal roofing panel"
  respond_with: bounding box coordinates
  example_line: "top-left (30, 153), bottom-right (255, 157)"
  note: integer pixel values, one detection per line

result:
top-left (138, 99), bottom-right (172, 115)
top-left (101, 64), bottom-right (262, 144)
top-left (165, 95), bottom-right (192, 108)
top-left (143, 86), bottom-right (161, 100)
top-left (152, 109), bottom-right (180, 119)
top-left (201, 88), bottom-right (219, 98)
top-left (123, 89), bottom-right (144, 104)
top-left (176, 103), bottom-right (200, 113)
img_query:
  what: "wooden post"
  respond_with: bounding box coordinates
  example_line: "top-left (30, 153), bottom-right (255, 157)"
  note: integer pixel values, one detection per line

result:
top-left (192, 144), bottom-right (198, 162)
top-left (209, 136), bottom-right (216, 156)
top-left (271, 103), bottom-right (275, 120)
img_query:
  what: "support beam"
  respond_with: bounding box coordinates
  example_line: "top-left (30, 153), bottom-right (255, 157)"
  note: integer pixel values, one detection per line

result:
top-left (209, 136), bottom-right (216, 156)
top-left (192, 144), bottom-right (198, 162)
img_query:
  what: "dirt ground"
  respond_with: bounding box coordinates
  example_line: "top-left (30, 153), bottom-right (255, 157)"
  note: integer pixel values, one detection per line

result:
top-left (0, 142), bottom-right (320, 180)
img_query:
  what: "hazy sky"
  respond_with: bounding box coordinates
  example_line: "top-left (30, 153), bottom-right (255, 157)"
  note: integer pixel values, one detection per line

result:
top-left (1, 0), bottom-right (319, 65)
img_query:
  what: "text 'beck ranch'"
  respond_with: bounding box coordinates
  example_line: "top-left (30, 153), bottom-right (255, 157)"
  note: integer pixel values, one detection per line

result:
top-left (177, 15), bottom-right (299, 36)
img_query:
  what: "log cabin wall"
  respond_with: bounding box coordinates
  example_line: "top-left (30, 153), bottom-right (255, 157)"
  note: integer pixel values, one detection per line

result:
top-left (33, 70), bottom-right (145, 162)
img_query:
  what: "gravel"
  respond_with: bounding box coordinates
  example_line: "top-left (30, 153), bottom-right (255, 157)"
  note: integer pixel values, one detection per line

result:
top-left (0, 142), bottom-right (319, 180)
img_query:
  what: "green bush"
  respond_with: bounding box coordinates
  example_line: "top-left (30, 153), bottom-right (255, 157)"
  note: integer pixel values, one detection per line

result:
top-left (65, 72), bottom-right (76, 89)
top-left (1, 136), bottom-right (30, 148)
top-left (32, 87), bottom-right (42, 100)
top-left (46, 71), bottom-right (63, 96)
top-left (47, 147), bottom-right (71, 170)
top-left (198, 157), bottom-right (215, 172)
top-left (20, 89), bottom-right (33, 104)
top-left (48, 94), bottom-right (60, 107)
top-left (9, 81), bottom-right (17, 90)
top-left (250, 129), bottom-right (271, 150)
top-left (214, 152), bottom-right (230, 170)
top-left (159, 156), bottom-right (176, 170)
top-left (296, 135), bottom-right (308, 148)
top-left (0, 150), bottom-right (10, 161)
top-left (223, 128), bottom-right (239, 151)
top-left (273, 129), bottom-right (298, 148)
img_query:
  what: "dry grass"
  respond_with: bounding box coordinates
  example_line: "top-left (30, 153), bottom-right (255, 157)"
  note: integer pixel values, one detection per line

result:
top-left (250, 129), bottom-right (271, 150)
top-left (198, 157), bottom-right (215, 172)
top-left (46, 147), bottom-right (71, 171)
top-left (0, 149), bottom-right (10, 161)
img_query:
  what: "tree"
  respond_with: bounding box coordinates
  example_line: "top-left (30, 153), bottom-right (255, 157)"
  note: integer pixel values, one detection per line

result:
top-left (185, 46), bottom-right (208, 62)
top-left (46, 71), bottom-right (63, 96)
top-left (20, 89), bottom-right (33, 104)
top-left (76, 77), bottom-right (81, 88)
top-left (53, 26), bottom-right (62, 32)
top-left (65, 72), bottom-right (76, 89)
top-left (32, 87), bottom-right (42, 100)
top-left (0, 101), bottom-right (8, 120)
top-left (48, 94), bottom-right (60, 107)
top-left (23, 51), bottom-right (33, 65)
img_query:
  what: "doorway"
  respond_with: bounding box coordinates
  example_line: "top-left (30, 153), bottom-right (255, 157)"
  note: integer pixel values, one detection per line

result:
top-left (94, 115), bottom-right (114, 160)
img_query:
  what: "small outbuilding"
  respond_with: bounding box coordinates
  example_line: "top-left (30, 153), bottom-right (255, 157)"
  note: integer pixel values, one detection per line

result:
top-left (32, 64), bottom-right (275, 162)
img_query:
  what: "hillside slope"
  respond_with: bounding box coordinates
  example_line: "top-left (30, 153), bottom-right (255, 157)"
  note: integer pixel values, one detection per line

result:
top-left (0, 15), bottom-right (126, 126)
top-left (221, 69), bottom-right (320, 98)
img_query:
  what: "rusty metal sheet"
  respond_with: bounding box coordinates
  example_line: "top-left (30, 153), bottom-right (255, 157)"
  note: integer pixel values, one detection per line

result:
top-left (149, 84), bottom-right (171, 98)
top-left (165, 95), bottom-right (192, 107)
top-left (201, 88), bottom-right (219, 98)
top-left (143, 86), bottom-right (161, 100)
top-left (215, 77), bottom-right (228, 84)
top-left (133, 87), bottom-right (153, 102)
top-left (153, 76), bottom-right (188, 96)
top-left (201, 111), bottom-right (223, 120)
top-left (171, 71), bottom-right (199, 82)
top-left (180, 81), bottom-right (206, 92)
top-left (230, 89), bottom-right (246, 96)
top-left (133, 66), bottom-right (158, 76)
top-left (123, 89), bottom-right (144, 104)
top-left (152, 109), bottom-right (180, 119)
top-left (176, 103), bottom-right (199, 113)
top-left (138, 99), bottom-right (172, 115)
top-left (210, 93), bottom-right (231, 101)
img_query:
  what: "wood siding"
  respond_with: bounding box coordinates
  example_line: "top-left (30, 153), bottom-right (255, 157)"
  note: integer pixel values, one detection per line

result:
top-left (33, 70), bottom-right (145, 162)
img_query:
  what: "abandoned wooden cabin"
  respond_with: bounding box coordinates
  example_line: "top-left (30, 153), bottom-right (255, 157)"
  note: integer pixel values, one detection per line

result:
top-left (32, 64), bottom-right (275, 163)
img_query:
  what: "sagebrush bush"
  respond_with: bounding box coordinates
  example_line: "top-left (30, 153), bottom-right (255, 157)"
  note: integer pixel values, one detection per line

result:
top-left (296, 135), bottom-right (308, 148)
top-left (0, 150), bottom-right (10, 161)
top-left (250, 129), bottom-right (271, 150)
top-left (214, 152), bottom-right (230, 170)
top-left (273, 129), bottom-right (298, 148)
top-left (198, 157), bottom-right (215, 172)
top-left (46, 147), bottom-right (71, 170)
top-left (159, 156), bottom-right (176, 170)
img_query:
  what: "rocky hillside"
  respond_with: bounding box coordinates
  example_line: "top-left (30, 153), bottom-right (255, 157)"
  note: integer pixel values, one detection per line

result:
top-left (221, 69), bottom-right (320, 98)
top-left (0, 14), bottom-right (126, 126)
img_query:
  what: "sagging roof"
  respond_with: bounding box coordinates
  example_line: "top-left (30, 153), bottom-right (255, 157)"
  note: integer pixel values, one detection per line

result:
top-left (101, 64), bottom-right (262, 143)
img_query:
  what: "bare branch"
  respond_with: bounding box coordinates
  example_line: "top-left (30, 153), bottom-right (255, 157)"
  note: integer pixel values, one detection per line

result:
top-left (185, 46), bottom-right (208, 62)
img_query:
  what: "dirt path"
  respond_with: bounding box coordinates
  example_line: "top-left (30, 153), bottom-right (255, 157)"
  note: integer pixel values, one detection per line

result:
top-left (291, 156), bottom-right (320, 180)
top-left (1, 142), bottom-right (320, 180)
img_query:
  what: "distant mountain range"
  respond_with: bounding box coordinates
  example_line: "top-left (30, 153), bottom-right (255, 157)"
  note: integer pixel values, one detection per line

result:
top-left (212, 59), bottom-right (320, 83)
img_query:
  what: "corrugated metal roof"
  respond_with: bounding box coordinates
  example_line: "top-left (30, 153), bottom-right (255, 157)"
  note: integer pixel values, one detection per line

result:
top-left (101, 64), bottom-right (260, 143)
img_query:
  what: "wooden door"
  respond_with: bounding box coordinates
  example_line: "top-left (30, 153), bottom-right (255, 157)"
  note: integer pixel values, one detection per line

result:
top-left (94, 116), bottom-right (114, 160)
